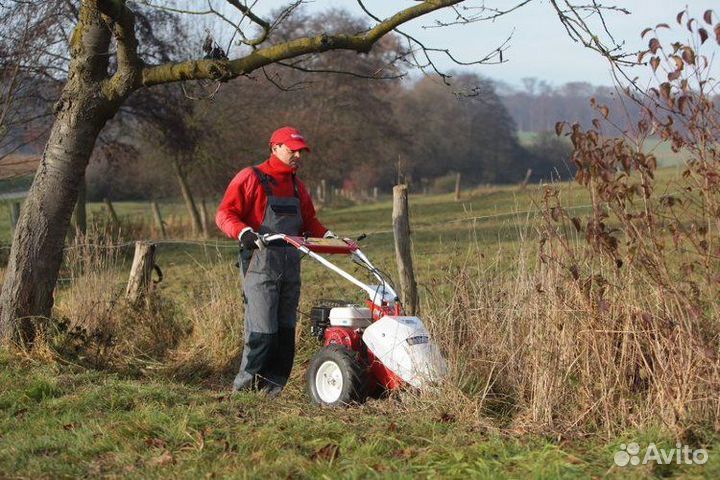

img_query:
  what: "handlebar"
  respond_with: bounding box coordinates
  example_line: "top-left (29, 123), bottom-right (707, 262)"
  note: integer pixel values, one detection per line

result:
top-left (255, 233), bottom-right (398, 305)
top-left (256, 233), bottom-right (359, 255)
top-left (258, 233), bottom-right (286, 245)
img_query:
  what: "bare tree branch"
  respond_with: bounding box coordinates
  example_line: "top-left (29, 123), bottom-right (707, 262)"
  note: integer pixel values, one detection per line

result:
top-left (141, 0), bottom-right (463, 87)
top-left (224, 0), bottom-right (270, 46)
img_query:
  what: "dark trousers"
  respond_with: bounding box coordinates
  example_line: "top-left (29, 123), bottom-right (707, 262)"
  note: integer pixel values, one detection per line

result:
top-left (233, 247), bottom-right (301, 390)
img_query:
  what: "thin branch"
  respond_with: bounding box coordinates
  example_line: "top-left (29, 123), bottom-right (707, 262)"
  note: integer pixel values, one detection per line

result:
top-left (425, 0), bottom-right (534, 27)
top-left (225, 0), bottom-right (270, 46)
top-left (261, 65), bottom-right (311, 91)
top-left (276, 60), bottom-right (406, 80)
top-left (141, 0), bottom-right (463, 87)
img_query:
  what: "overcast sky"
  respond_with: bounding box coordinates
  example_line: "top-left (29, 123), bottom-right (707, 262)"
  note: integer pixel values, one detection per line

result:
top-left (251, 1), bottom-right (719, 89)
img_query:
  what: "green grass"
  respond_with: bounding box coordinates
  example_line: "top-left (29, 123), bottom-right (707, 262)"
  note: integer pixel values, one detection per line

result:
top-left (0, 166), bottom-right (716, 478)
top-left (2, 352), bottom-right (715, 478)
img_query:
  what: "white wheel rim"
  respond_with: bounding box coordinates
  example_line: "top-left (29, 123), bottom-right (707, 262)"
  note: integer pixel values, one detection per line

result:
top-left (315, 360), bottom-right (344, 404)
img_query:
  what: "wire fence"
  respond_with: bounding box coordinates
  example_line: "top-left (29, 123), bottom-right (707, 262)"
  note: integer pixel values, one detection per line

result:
top-left (0, 201), bottom-right (596, 252)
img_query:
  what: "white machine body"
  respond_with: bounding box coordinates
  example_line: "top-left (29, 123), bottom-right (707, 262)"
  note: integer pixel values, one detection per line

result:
top-left (362, 316), bottom-right (447, 388)
top-left (329, 306), bottom-right (372, 328)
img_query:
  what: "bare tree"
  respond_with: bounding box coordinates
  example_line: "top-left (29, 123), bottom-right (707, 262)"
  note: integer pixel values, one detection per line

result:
top-left (0, 0), bottom-right (629, 343)
top-left (0, 2), bottom-right (70, 159)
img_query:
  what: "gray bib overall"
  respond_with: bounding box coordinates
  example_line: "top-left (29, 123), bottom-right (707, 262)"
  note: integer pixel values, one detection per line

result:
top-left (233, 167), bottom-right (303, 392)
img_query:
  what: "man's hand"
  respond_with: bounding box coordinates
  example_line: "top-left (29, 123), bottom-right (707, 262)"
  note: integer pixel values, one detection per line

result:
top-left (239, 229), bottom-right (260, 250)
top-left (323, 230), bottom-right (338, 239)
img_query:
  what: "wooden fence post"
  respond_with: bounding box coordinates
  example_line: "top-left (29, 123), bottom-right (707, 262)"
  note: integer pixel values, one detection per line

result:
top-left (126, 241), bottom-right (156, 304)
top-left (454, 173), bottom-right (461, 201)
top-left (373, 187), bottom-right (378, 201)
top-left (151, 201), bottom-right (167, 239)
top-left (321, 179), bottom-right (327, 203)
top-left (392, 185), bottom-right (418, 315)
top-left (103, 197), bottom-right (120, 229)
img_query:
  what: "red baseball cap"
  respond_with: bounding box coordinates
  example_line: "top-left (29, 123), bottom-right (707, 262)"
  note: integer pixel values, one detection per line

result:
top-left (269, 126), bottom-right (310, 152)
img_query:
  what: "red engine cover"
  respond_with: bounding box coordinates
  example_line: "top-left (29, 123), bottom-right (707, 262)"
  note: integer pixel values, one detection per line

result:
top-left (323, 326), bottom-right (363, 351)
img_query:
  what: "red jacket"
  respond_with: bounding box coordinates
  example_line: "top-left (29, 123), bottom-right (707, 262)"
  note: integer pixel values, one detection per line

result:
top-left (215, 155), bottom-right (327, 239)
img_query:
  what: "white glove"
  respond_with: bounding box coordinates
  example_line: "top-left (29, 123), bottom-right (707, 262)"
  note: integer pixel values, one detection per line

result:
top-left (323, 230), bottom-right (338, 239)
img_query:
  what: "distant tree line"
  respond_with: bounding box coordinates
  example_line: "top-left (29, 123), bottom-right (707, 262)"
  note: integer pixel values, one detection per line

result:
top-left (3, 7), bottom-right (580, 202)
top-left (80, 10), bottom-right (579, 202)
top-left (498, 78), bottom-right (641, 133)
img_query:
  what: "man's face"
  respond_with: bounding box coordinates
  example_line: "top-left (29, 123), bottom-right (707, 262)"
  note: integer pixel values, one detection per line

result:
top-left (273, 143), bottom-right (304, 169)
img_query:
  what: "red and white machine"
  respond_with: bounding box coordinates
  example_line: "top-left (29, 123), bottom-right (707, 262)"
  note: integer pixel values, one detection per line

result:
top-left (258, 233), bottom-right (446, 406)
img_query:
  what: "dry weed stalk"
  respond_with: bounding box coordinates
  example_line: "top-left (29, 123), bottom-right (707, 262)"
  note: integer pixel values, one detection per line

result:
top-left (531, 10), bottom-right (720, 435)
top-left (51, 227), bottom-right (182, 369)
top-left (413, 10), bottom-right (720, 437)
top-left (161, 258), bottom-right (245, 381)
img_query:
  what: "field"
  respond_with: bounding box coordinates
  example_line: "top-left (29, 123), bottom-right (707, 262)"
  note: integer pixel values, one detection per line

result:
top-left (0, 166), bottom-right (717, 478)
top-left (517, 131), bottom-right (687, 167)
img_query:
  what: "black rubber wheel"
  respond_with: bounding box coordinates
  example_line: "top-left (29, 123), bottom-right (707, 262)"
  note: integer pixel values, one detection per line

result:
top-left (307, 345), bottom-right (370, 407)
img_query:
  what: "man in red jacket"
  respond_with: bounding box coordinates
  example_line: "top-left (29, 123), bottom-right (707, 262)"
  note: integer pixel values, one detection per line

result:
top-left (216, 126), bottom-right (335, 396)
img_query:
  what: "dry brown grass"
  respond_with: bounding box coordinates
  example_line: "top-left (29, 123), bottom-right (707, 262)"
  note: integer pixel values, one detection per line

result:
top-left (32, 191), bottom-right (718, 440)
top-left (49, 229), bottom-right (184, 370)
top-left (416, 237), bottom-right (720, 438)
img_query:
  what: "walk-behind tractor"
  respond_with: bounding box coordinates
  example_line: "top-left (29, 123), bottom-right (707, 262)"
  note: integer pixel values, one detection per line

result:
top-left (258, 233), bottom-right (447, 406)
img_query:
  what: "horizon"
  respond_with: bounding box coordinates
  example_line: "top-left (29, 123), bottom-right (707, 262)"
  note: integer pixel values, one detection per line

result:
top-left (241, 1), bottom-right (720, 89)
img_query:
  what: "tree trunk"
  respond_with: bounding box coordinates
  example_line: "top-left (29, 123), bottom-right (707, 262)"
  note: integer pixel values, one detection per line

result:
top-left (73, 176), bottom-right (87, 235)
top-left (0, 6), bottom-right (122, 343)
top-left (103, 197), bottom-right (120, 230)
top-left (151, 201), bottom-right (167, 239)
top-left (454, 172), bottom-right (461, 201)
top-left (0, 97), bottom-right (113, 341)
top-left (172, 157), bottom-right (203, 237)
top-left (198, 198), bottom-right (210, 239)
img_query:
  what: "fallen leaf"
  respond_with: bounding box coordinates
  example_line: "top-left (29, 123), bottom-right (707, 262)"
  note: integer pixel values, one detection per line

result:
top-left (13, 408), bottom-right (28, 418)
top-left (144, 437), bottom-right (167, 449)
top-left (311, 443), bottom-right (340, 462)
top-left (393, 448), bottom-right (415, 459)
top-left (438, 412), bottom-right (456, 423)
top-left (148, 450), bottom-right (174, 467)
